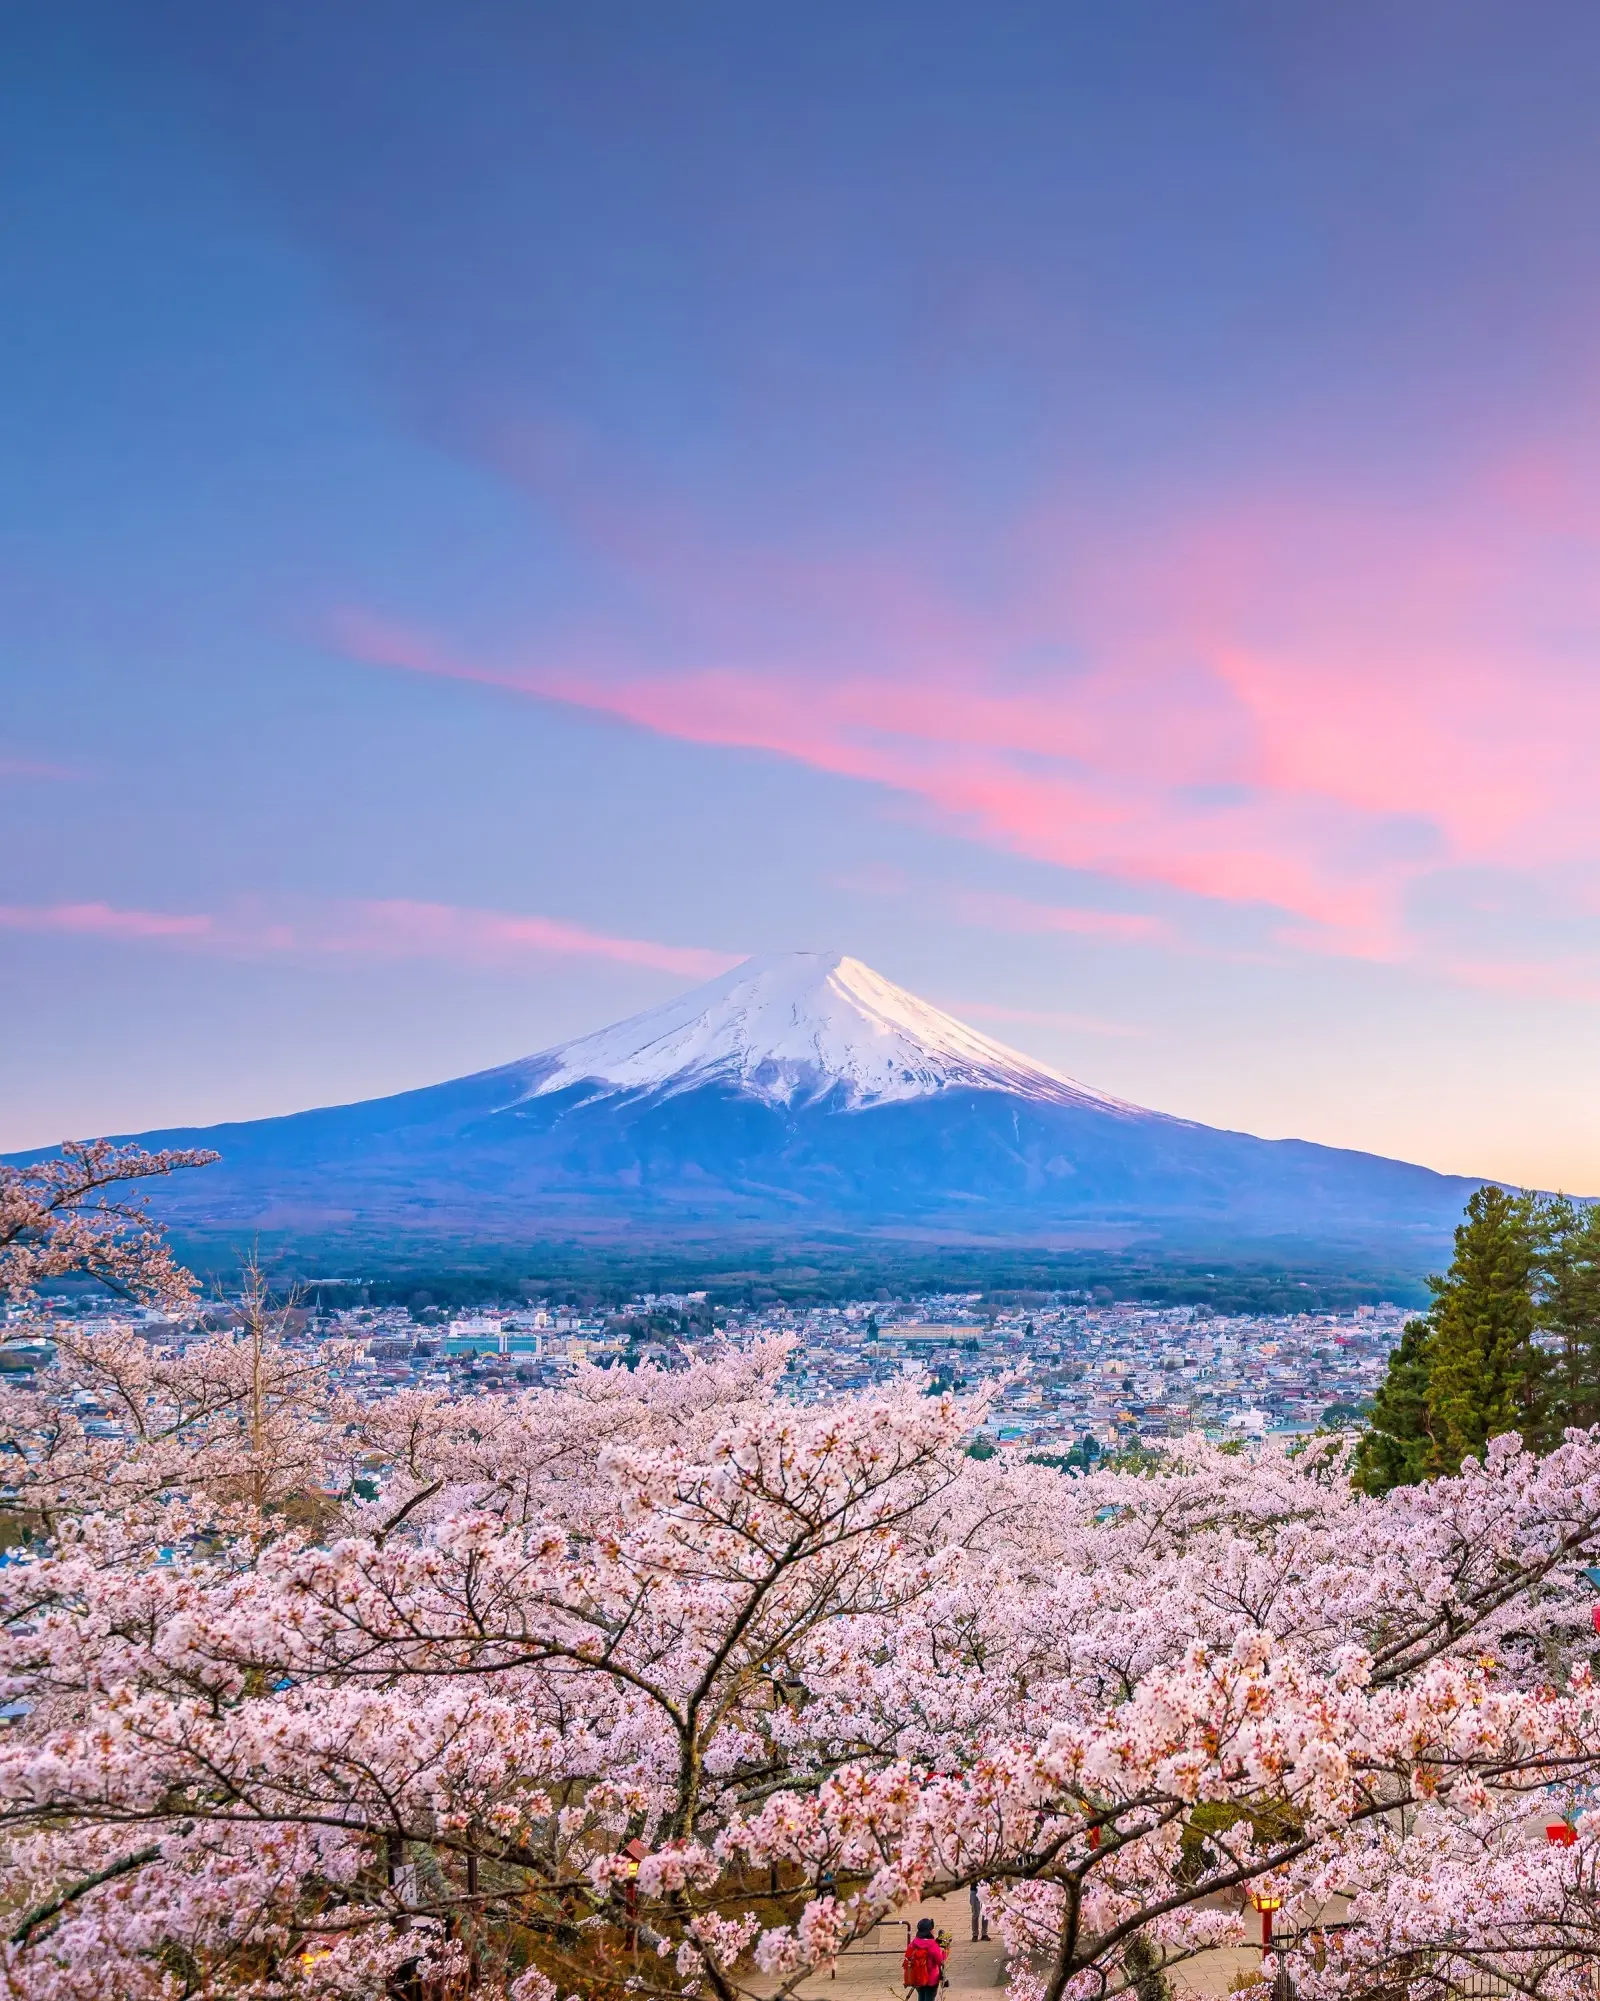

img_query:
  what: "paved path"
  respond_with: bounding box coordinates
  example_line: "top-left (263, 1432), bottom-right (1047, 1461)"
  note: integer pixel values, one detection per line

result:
top-left (797, 1895), bottom-right (1006, 1999)
top-left (791, 1895), bottom-right (1266, 2001)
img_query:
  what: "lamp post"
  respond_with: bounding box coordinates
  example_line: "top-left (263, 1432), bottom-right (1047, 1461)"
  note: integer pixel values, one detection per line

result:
top-left (620, 1837), bottom-right (645, 1953)
top-left (1248, 1888), bottom-right (1288, 1952)
top-left (1250, 1891), bottom-right (1287, 2001)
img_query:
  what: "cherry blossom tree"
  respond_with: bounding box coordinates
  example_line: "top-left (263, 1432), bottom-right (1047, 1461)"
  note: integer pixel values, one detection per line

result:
top-left (0, 1139), bottom-right (218, 1309)
top-left (4, 1319), bottom-right (1600, 2001)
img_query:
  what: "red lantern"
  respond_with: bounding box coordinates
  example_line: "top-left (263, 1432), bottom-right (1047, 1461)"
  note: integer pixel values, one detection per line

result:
top-left (1249, 1890), bottom-right (1283, 1954)
top-left (621, 1837), bottom-right (646, 1948)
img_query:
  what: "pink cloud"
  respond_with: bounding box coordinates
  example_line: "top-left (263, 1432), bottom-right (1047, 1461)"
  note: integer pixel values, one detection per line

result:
top-left (1399, 952), bottom-right (1600, 1006)
top-left (343, 620), bottom-right (1392, 944)
top-left (0, 902), bottom-right (213, 941)
top-left (281, 900), bottom-right (736, 978)
top-left (331, 410), bottom-right (1600, 987)
top-left (0, 897), bottom-right (734, 979)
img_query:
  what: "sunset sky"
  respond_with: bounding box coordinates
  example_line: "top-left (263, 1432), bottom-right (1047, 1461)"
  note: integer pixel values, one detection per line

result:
top-left (5, 3), bottom-right (1600, 1187)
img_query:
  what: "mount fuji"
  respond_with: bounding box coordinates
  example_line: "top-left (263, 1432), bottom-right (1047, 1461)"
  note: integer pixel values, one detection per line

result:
top-left (49, 951), bottom-right (1489, 1265)
top-left (516, 952), bottom-right (1127, 1114)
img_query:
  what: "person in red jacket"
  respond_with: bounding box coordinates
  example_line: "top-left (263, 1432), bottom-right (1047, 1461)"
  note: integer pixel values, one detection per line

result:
top-left (903, 1918), bottom-right (947, 2001)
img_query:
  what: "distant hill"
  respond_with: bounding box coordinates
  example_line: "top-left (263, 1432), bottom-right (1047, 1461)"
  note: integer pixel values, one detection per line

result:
top-left (16, 952), bottom-right (1497, 1278)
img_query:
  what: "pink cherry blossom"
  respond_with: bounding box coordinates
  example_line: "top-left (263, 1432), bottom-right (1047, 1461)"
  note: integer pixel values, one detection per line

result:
top-left (0, 1140), bottom-right (218, 1310)
top-left (5, 1310), bottom-right (1600, 2001)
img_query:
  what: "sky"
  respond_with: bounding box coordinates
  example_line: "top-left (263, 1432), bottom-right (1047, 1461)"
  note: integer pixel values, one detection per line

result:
top-left (4, 2), bottom-right (1600, 1188)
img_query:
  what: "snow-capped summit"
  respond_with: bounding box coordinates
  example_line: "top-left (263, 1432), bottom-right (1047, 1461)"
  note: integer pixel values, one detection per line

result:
top-left (515, 950), bottom-right (1128, 1113)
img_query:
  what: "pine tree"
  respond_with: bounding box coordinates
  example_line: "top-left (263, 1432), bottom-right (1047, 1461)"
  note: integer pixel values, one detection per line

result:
top-left (1354, 1185), bottom-right (1546, 1495)
top-left (1351, 1314), bottom-right (1433, 1495)
top-left (1422, 1185), bottom-right (1544, 1473)
top-left (1537, 1195), bottom-right (1600, 1431)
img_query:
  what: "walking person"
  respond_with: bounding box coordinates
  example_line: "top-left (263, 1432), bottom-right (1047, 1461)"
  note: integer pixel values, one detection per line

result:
top-left (969, 1882), bottom-right (989, 1942)
top-left (903, 1918), bottom-right (947, 2001)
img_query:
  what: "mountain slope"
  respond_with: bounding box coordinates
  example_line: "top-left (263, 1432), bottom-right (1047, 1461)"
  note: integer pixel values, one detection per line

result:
top-left (18, 952), bottom-right (1495, 1261)
top-left (515, 952), bottom-right (1128, 1111)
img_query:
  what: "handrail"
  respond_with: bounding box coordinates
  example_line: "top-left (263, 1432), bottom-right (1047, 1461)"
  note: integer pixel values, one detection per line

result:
top-left (833, 1919), bottom-right (913, 1981)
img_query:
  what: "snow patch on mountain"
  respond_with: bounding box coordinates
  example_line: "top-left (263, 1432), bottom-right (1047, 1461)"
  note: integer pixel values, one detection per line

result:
top-left (514, 950), bottom-right (1133, 1113)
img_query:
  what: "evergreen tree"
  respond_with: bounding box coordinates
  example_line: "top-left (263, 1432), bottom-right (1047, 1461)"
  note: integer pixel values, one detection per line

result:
top-left (1351, 1313), bottom-right (1433, 1495)
top-left (1536, 1195), bottom-right (1600, 1431)
top-left (1354, 1185), bottom-right (1546, 1494)
top-left (1422, 1185), bottom-right (1544, 1473)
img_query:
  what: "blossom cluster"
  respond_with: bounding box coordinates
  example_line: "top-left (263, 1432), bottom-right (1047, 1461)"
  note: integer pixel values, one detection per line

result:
top-left (0, 1140), bottom-right (217, 1310)
top-left (4, 1328), bottom-right (1600, 2001)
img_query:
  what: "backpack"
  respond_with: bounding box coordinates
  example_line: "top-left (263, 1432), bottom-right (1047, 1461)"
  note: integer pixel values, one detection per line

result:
top-left (903, 1938), bottom-right (942, 1987)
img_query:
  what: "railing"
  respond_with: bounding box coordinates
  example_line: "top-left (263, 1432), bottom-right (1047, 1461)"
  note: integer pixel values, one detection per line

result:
top-left (1271, 1929), bottom-right (1544, 2001)
top-left (833, 1918), bottom-right (913, 1979)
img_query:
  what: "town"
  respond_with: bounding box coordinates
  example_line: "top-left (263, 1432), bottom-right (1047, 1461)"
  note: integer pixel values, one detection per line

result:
top-left (2, 1285), bottom-right (1407, 1455)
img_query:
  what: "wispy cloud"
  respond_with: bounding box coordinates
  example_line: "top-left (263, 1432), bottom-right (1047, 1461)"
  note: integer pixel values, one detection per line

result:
top-left (948, 888), bottom-right (1169, 944)
top-left (829, 861), bottom-right (910, 897)
top-left (0, 898), bottom-right (734, 979)
top-left (278, 900), bottom-right (736, 978)
top-left (0, 902), bottom-right (212, 940)
top-left (0, 751), bottom-right (81, 781)
top-left (332, 418), bottom-right (1600, 986)
top-left (951, 998), bottom-right (1146, 1039)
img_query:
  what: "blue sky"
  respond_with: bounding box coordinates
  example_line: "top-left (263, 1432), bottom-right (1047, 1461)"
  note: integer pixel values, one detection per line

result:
top-left (6, 3), bottom-right (1600, 1188)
